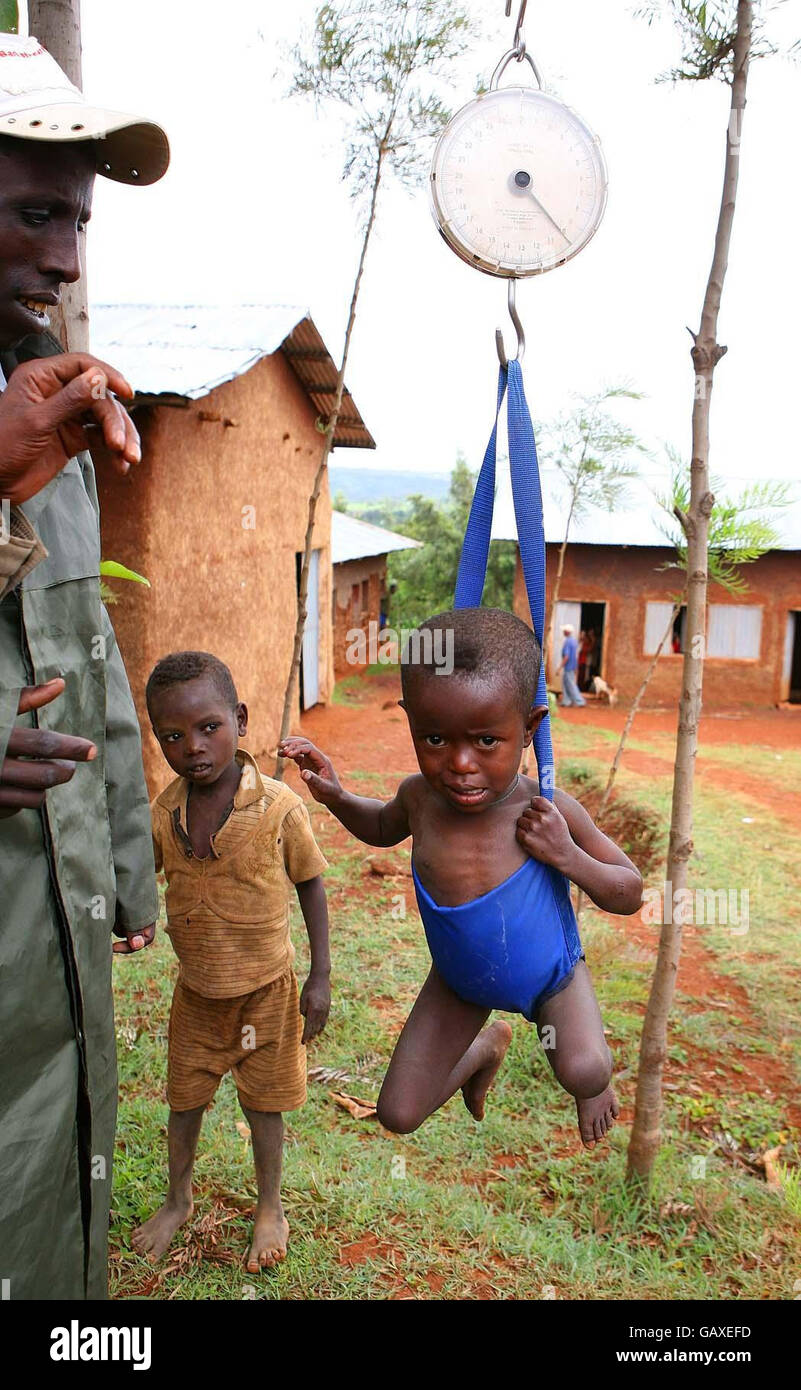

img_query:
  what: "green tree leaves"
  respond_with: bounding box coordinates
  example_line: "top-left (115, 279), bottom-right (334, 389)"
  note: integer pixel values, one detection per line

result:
top-left (634, 1), bottom-right (793, 83)
top-left (543, 385), bottom-right (647, 529)
top-left (657, 459), bottom-right (792, 593)
top-left (386, 456), bottom-right (516, 628)
top-left (287, 0), bottom-right (475, 200)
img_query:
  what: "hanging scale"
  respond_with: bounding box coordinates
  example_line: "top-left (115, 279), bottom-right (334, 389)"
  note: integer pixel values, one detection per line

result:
top-left (430, 0), bottom-right (608, 363)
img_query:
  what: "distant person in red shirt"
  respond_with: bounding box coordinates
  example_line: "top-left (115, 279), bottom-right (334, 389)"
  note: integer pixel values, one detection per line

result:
top-left (578, 630), bottom-right (589, 689)
top-left (583, 630), bottom-right (598, 690)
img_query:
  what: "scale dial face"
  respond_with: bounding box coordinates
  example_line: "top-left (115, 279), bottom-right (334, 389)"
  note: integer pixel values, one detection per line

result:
top-left (430, 87), bottom-right (607, 278)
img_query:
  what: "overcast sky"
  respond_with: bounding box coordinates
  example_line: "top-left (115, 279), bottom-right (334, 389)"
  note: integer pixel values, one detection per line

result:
top-left (23, 0), bottom-right (800, 502)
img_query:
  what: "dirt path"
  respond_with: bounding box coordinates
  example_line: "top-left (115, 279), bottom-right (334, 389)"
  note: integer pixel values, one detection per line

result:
top-left (296, 672), bottom-right (801, 829)
top-left (561, 703), bottom-right (801, 749)
top-left (579, 742), bottom-right (797, 829)
top-left (296, 671), bottom-right (416, 780)
top-left (619, 909), bottom-right (801, 1131)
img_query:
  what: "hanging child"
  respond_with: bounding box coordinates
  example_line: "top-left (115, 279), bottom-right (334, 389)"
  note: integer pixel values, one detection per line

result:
top-left (280, 607), bottom-right (642, 1147)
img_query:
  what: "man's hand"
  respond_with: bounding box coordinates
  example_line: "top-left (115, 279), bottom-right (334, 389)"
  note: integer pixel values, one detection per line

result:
top-left (299, 970), bottom-right (331, 1044)
top-left (516, 795), bottom-right (576, 874)
top-left (112, 922), bottom-right (157, 956)
top-left (278, 737), bottom-right (342, 806)
top-left (0, 353), bottom-right (141, 506)
top-left (0, 679), bottom-right (97, 817)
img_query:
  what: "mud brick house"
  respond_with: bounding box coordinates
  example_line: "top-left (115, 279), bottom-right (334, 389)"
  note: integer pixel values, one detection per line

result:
top-left (331, 511), bottom-right (420, 675)
top-left (90, 304), bottom-right (374, 790)
top-left (491, 478), bottom-right (801, 709)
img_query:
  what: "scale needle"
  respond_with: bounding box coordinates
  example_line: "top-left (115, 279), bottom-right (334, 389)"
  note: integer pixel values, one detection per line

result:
top-left (526, 188), bottom-right (571, 245)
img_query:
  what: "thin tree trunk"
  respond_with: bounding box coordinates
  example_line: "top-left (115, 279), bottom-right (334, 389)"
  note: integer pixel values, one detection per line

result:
top-left (28, 0), bottom-right (89, 352)
top-left (543, 496), bottom-right (575, 682)
top-left (544, 405), bottom-right (598, 680)
top-left (600, 598), bottom-right (682, 820)
top-left (274, 147), bottom-right (385, 778)
top-left (627, 1), bottom-right (752, 1186)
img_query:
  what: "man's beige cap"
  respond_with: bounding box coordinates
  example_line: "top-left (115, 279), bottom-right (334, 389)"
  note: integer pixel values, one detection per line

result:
top-left (0, 33), bottom-right (169, 184)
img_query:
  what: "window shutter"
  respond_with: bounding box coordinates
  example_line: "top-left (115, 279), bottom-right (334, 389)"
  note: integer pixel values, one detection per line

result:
top-left (644, 602), bottom-right (673, 656)
top-left (707, 605), bottom-right (762, 660)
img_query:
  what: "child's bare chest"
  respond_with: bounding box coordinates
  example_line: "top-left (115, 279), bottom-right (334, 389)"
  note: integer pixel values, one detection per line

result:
top-left (186, 794), bottom-right (234, 860)
top-left (410, 786), bottom-right (533, 907)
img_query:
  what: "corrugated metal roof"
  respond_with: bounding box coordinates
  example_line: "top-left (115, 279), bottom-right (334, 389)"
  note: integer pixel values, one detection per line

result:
top-left (331, 510), bottom-right (421, 565)
top-left (90, 303), bottom-right (375, 450)
top-left (489, 468), bottom-right (801, 550)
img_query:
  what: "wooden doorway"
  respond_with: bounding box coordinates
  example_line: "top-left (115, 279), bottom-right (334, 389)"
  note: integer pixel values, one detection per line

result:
top-left (299, 548), bottom-right (321, 710)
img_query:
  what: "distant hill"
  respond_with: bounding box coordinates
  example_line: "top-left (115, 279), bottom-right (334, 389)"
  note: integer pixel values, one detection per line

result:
top-left (330, 466), bottom-right (451, 506)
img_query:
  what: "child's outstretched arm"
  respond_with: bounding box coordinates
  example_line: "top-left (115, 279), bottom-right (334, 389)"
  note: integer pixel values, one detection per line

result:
top-left (279, 737), bottom-right (411, 847)
top-left (295, 875), bottom-right (331, 1045)
top-left (516, 790), bottom-right (643, 915)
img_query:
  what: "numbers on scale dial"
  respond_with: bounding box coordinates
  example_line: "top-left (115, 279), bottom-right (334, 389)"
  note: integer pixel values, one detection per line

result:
top-left (431, 88), bottom-right (607, 277)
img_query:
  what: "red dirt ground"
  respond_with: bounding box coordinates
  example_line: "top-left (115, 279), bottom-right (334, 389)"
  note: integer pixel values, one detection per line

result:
top-left (288, 673), bottom-right (801, 1134)
top-left (296, 673), bottom-right (801, 785)
top-left (565, 701), bottom-right (801, 827)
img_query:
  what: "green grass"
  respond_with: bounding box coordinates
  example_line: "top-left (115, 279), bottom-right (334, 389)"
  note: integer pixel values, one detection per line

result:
top-left (109, 686), bottom-right (801, 1301)
top-left (557, 725), bottom-right (801, 1087)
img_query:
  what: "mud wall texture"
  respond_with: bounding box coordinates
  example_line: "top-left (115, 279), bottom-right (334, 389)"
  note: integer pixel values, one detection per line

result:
top-left (513, 543), bottom-right (801, 708)
top-left (96, 351), bottom-right (333, 793)
top-left (332, 557), bottom-right (386, 676)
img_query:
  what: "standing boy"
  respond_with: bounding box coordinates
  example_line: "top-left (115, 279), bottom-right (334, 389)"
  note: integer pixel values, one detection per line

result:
top-left (134, 652), bottom-right (331, 1271)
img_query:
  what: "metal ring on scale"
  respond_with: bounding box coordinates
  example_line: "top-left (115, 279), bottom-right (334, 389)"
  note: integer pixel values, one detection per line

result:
top-left (489, 47), bottom-right (543, 91)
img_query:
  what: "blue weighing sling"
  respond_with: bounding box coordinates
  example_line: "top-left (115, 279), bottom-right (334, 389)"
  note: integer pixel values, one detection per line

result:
top-left (413, 360), bottom-right (583, 1020)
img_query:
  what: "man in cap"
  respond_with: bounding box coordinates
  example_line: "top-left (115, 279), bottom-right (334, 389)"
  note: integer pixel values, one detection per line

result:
top-left (0, 33), bottom-right (169, 1299)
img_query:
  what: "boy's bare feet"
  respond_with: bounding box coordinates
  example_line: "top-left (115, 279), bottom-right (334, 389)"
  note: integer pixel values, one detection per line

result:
top-left (246, 1204), bottom-right (289, 1272)
top-left (461, 1020), bottom-right (513, 1121)
top-left (132, 1196), bottom-right (193, 1262)
top-left (576, 1085), bottom-right (620, 1148)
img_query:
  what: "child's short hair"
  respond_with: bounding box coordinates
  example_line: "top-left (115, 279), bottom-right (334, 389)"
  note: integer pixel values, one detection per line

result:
top-left (146, 651), bottom-right (239, 714)
top-left (400, 607), bottom-right (542, 717)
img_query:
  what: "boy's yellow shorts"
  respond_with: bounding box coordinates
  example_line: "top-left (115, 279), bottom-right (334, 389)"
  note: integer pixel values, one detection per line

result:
top-left (167, 969), bottom-right (307, 1113)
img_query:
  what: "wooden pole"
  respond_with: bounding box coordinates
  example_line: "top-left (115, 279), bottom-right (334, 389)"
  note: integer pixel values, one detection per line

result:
top-left (27, 0), bottom-right (90, 352)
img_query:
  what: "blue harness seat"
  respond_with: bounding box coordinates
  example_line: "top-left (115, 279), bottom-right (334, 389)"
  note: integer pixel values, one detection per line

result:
top-left (412, 856), bottom-right (584, 1022)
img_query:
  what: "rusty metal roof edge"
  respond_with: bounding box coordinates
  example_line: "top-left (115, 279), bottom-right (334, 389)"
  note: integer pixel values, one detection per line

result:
top-left (91, 303), bottom-right (375, 451)
top-left (280, 313), bottom-right (375, 451)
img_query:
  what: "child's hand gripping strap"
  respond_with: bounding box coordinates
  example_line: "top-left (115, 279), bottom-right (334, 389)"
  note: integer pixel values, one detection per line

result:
top-left (453, 361), bottom-right (555, 801)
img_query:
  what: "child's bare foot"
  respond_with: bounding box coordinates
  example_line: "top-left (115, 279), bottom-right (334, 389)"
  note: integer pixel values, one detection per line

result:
top-left (576, 1085), bottom-right (620, 1148)
top-left (132, 1196), bottom-right (193, 1262)
top-left (462, 1020), bottom-right (513, 1121)
top-left (246, 1204), bottom-right (289, 1272)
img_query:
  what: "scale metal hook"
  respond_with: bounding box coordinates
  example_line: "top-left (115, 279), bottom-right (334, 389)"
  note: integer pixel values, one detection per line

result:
top-left (493, 1), bottom-right (541, 90)
top-left (496, 278), bottom-right (525, 369)
top-left (505, 0), bottom-right (528, 55)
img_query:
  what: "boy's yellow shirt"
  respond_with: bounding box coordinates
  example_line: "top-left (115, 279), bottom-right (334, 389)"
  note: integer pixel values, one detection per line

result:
top-left (151, 749), bottom-right (327, 998)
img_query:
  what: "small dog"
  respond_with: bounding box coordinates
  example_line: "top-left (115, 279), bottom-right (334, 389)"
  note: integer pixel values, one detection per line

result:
top-left (592, 675), bottom-right (618, 707)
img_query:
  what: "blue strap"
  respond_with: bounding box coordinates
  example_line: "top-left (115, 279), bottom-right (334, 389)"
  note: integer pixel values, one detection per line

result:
top-left (454, 360), bottom-right (554, 801)
top-left (454, 371), bottom-right (506, 607)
